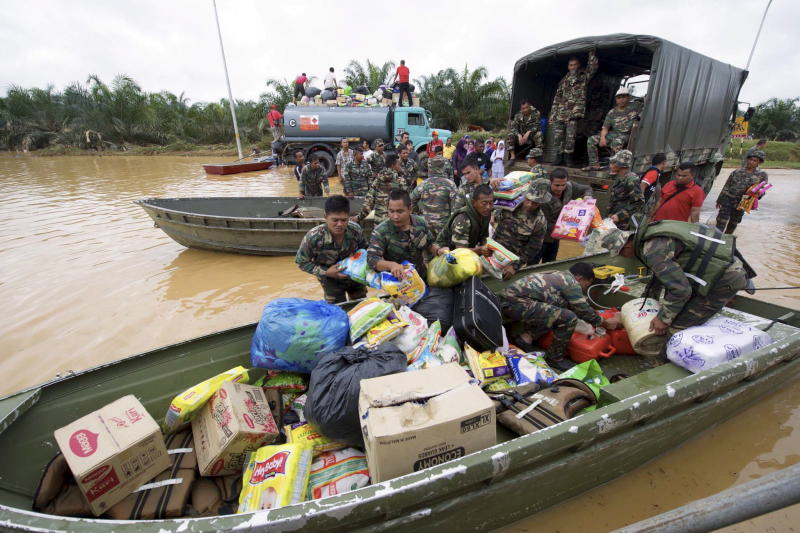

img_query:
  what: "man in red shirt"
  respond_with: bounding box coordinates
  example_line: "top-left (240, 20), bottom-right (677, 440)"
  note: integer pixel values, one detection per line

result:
top-left (393, 60), bottom-right (412, 107)
top-left (293, 73), bottom-right (308, 101)
top-left (652, 162), bottom-right (705, 223)
top-left (426, 130), bottom-right (443, 158)
top-left (267, 104), bottom-right (283, 141)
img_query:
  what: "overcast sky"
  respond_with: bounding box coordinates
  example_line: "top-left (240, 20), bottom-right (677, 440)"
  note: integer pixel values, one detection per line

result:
top-left (2, 0), bottom-right (797, 108)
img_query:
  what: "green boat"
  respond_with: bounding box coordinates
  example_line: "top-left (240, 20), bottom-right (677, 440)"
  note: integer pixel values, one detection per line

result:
top-left (1, 252), bottom-right (798, 531)
top-left (135, 197), bottom-right (371, 256)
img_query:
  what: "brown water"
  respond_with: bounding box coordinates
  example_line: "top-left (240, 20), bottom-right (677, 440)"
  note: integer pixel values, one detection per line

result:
top-left (1, 155), bottom-right (798, 529)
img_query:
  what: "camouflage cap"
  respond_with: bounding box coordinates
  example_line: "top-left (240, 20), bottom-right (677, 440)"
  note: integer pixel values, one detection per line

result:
top-left (748, 149), bottom-right (766, 162)
top-left (610, 149), bottom-right (633, 168)
top-left (375, 139), bottom-right (385, 147)
top-left (527, 148), bottom-right (544, 159)
top-left (525, 179), bottom-right (553, 204)
top-left (600, 228), bottom-right (634, 256)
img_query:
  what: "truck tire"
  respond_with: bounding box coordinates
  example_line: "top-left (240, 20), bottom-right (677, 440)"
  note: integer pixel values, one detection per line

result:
top-left (312, 150), bottom-right (336, 177)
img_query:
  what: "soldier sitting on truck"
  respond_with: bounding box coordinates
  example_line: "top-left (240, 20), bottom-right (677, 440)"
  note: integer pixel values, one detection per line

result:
top-left (507, 101), bottom-right (543, 161)
top-left (342, 149), bottom-right (373, 198)
top-left (354, 154), bottom-right (408, 224)
top-left (398, 146), bottom-right (418, 190)
top-left (295, 195), bottom-right (368, 304)
top-left (368, 139), bottom-right (387, 173)
top-left (585, 87), bottom-right (642, 171)
top-left (550, 49), bottom-right (598, 167)
top-left (299, 155), bottom-right (330, 198)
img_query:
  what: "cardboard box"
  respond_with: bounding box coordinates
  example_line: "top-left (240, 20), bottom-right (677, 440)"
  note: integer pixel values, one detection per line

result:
top-left (53, 395), bottom-right (170, 516)
top-left (192, 382), bottom-right (278, 476)
top-left (359, 363), bottom-right (495, 483)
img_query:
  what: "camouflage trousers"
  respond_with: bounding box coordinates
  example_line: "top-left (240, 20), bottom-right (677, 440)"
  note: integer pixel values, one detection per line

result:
top-left (550, 120), bottom-right (577, 154)
top-left (319, 277), bottom-right (367, 305)
top-left (507, 131), bottom-right (543, 158)
top-left (499, 295), bottom-right (578, 358)
top-left (586, 131), bottom-right (629, 166)
top-left (715, 201), bottom-right (744, 234)
top-left (670, 258), bottom-right (748, 330)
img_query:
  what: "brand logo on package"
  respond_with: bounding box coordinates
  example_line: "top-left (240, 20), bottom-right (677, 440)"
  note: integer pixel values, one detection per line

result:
top-left (249, 451), bottom-right (290, 484)
top-left (460, 411), bottom-right (492, 434)
top-left (414, 447), bottom-right (465, 470)
top-left (300, 115), bottom-right (320, 131)
top-left (83, 465), bottom-right (121, 502)
top-left (69, 429), bottom-right (100, 457)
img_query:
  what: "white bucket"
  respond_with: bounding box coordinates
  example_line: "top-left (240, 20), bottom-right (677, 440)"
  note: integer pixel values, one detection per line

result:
top-left (620, 298), bottom-right (667, 356)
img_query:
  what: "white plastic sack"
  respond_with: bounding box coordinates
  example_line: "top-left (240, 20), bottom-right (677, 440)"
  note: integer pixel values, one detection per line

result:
top-left (393, 306), bottom-right (428, 355)
top-left (666, 316), bottom-right (775, 373)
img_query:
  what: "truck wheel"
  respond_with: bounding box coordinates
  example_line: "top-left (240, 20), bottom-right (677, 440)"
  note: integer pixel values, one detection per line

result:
top-left (312, 151), bottom-right (336, 177)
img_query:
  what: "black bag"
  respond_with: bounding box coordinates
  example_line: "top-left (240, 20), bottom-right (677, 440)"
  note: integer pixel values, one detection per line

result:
top-left (453, 276), bottom-right (503, 351)
top-left (412, 287), bottom-right (454, 332)
top-left (305, 343), bottom-right (407, 446)
top-left (320, 89), bottom-right (335, 101)
top-left (304, 86), bottom-right (321, 98)
top-left (354, 84), bottom-right (369, 95)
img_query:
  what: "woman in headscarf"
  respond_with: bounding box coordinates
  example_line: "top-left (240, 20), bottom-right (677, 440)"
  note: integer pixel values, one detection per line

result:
top-left (452, 136), bottom-right (470, 185)
top-left (490, 140), bottom-right (505, 178)
top-left (484, 138), bottom-right (494, 159)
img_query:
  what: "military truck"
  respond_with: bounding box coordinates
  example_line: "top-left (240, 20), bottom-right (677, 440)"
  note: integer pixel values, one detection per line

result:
top-left (509, 34), bottom-right (747, 199)
top-left (271, 106), bottom-right (451, 176)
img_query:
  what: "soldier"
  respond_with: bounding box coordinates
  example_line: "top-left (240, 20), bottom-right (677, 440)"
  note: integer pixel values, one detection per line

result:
top-left (550, 49), bottom-right (599, 166)
top-left (298, 155), bottom-right (330, 198)
top-left (742, 139), bottom-right (767, 167)
top-left (354, 153), bottom-right (408, 225)
top-left (398, 145), bottom-right (418, 190)
top-left (507, 100), bottom-right (544, 161)
top-left (585, 87), bottom-right (642, 170)
top-left (606, 150), bottom-right (644, 230)
top-left (453, 160), bottom-right (489, 211)
top-left (410, 157), bottom-right (458, 239)
top-left (342, 149), bottom-right (373, 198)
top-left (335, 138), bottom-right (354, 179)
top-left (435, 184), bottom-right (493, 255)
top-left (534, 168), bottom-right (593, 264)
top-left (715, 150), bottom-right (768, 234)
top-left (526, 148), bottom-right (547, 181)
top-left (367, 139), bottom-right (387, 173)
top-left (601, 222), bottom-right (749, 338)
top-left (367, 189), bottom-right (447, 279)
top-left (295, 195), bottom-right (368, 304)
top-left (427, 145), bottom-right (454, 180)
top-left (498, 262), bottom-right (617, 371)
top-left (492, 181), bottom-right (551, 279)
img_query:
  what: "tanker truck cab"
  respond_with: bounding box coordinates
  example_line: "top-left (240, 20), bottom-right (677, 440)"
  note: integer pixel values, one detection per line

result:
top-left (393, 107), bottom-right (451, 153)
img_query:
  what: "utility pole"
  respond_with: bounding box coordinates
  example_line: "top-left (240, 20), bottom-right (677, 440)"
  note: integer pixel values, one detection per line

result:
top-left (212, 0), bottom-right (243, 159)
top-left (745, 0), bottom-right (773, 71)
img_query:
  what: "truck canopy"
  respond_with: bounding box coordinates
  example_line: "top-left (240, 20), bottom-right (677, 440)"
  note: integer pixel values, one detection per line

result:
top-left (511, 34), bottom-right (747, 163)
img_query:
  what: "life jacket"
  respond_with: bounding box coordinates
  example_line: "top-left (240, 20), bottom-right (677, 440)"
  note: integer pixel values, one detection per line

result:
top-left (436, 201), bottom-right (489, 248)
top-left (634, 219), bottom-right (736, 296)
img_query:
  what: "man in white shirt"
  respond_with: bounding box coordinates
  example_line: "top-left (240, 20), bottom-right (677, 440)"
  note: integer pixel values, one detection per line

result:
top-left (324, 67), bottom-right (337, 91)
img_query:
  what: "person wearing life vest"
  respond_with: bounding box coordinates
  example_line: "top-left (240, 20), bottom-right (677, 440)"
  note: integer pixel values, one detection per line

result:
top-left (601, 221), bottom-right (749, 337)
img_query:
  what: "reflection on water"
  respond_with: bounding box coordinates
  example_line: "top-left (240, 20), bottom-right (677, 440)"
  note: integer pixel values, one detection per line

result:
top-left (0, 155), bottom-right (798, 529)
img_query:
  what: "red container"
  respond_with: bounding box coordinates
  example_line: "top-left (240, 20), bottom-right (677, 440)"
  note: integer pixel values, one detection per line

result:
top-left (598, 309), bottom-right (636, 354)
top-left (537, 331), bottom-right (616, 363)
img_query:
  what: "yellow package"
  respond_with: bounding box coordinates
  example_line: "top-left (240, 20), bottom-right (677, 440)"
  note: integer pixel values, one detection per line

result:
top-left (365, 313), bottom-right (408, 346)
top-left (238, 444), bottom-right (312, 512)
top-left (284, 422), bottom-right (346, 456)
top-left (163, 365), bottom-right (249, 432)
top-left (381, 264), bottom-right (426, 306)
top-left (427, 248), bottom-right (483, 288)
top-left (464, 344), bottom-right (511, 385)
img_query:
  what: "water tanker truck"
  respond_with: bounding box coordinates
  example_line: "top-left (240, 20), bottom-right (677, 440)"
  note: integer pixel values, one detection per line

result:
top-left (271, 106), bottom-right (451, 176)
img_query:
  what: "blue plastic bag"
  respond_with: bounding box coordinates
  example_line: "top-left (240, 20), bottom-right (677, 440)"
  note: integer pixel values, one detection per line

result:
top-left (251, 298), bottom-right (349, 373)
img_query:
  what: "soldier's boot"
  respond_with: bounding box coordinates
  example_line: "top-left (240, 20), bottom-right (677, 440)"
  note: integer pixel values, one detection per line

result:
top-left (724, 222), bottom-right (738, 235)
top-left (555, 153), bottom-right (565, 166)
top-left (544, 339), bottom-right (576, 371)
top-left (563, 153), bottom-right (574, 167)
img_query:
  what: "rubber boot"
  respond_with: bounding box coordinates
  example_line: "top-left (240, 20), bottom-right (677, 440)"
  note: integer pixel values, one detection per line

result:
top-left (724, 223), bottom-right (737, 235)
top-left (545, 348), bottom-right (576, 372)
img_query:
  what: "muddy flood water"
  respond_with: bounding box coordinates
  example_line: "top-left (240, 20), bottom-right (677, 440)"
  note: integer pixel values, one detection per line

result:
top-left (1, 154), bottom-right (798, 531)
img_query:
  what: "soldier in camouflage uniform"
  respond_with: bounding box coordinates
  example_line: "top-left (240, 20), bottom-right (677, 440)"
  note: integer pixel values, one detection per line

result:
top-left (435, 184), bottom-right (493, 254)
top-left (742, 140), bottom-right (767, 167)
top-left (586, 87), bottom-right (642, 169)
top-left (534, 168), bottom-right (593, 264)
top-left (492, 181), bottom-right (551, 278)
top-left (355, 154), bottom-right (408, 225)
top-left (602, 224), bottom-right (748, 338)
top-left (453, 159), bottom-right (490, 211)
top-left (410, 164), bottom-right (458, 239)
top-left (299, 155), bottom-right (330, 197)
top-left (606, 150), bottom-right (644, 230)
top-left (398, 145), bottom-right (419, 190)
top-left (367, 139), bottom-right (387, 173)
top-left (507, 100), bottom-right (543, 160)
top-left (295, 195), bottom-right (368, 304)
top-left (550, 49), bottom-right (598, 165)
top-left (367, 189), bottom-right (445, 279)
top-left (427, 145), bottom-right (454, 179)
top-left (342, 149), bottom-right (373, 197)
top-left (715, 150), bottom-right (768, 234)
top-left (526, 148), bottom-right (547, 181)
top-left (498, 262), bottom-right (614, 371)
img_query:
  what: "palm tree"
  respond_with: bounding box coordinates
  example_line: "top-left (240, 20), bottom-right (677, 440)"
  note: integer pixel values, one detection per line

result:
top-left (415, 66), bottom-right (510, 131)
top-left (343, 59), bottom-right (396, 92)
top-left (750, 97), bottom-right (800, 141)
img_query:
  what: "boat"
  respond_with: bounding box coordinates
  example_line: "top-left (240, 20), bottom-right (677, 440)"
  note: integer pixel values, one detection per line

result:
top-left (135, 196), bottom-right (371, 255)
top-left (1, 252), bottom-right (798, 531)
top-left (202, 158), bottom-right (275, 175)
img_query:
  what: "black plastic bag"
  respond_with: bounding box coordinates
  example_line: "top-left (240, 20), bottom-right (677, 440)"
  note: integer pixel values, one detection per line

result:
top-left (412, 286), bottom-right (454, 332)
top-left (354, 85), bottom-right (369, 95)
top-left (320, 89), bottom-right (335, 101)
top-left (305, 86), bottom-right (321, 98)
top-left (305, 343), bottom-right (406, 446)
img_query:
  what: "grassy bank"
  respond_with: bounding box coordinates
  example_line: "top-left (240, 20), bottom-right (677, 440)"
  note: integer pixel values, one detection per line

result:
top-left (725, 139), bottom-right (800, 168)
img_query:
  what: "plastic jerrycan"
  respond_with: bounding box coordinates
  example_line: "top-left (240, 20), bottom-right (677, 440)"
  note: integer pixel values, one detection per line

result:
top-left (598, 309), bottom-right (636, 355)
top-left (536, 329), bottom-right (616, 363)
